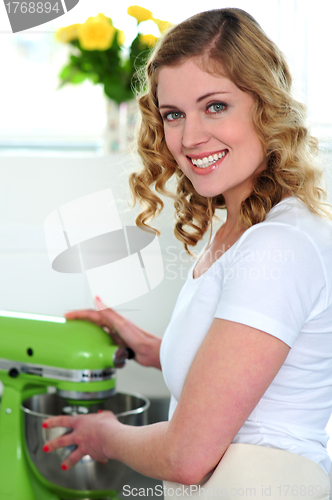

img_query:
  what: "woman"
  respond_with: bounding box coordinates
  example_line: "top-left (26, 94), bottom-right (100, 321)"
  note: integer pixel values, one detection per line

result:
top-left (43, 8), bottom-right (332, 499)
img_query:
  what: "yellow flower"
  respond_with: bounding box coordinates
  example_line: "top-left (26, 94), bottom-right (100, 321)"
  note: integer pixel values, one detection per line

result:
top-left (78, 13), bottom-right (116, 51)
top-left (55, 23), bottom-right (81, 43)
top-left (117, 30), bottom-right (125, 46)
top-left (152, 18), bottom-right (173, 34)
top-left (140, 34), bottom-right (158, 47)
top-left (127, 5), bottom-right (153, 24)
top-left (95, 13), bottom-right (109, 23)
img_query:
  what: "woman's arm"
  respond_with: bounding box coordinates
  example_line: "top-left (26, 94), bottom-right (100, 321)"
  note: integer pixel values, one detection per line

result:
top-left (43, 318), bottom-right (290, 484)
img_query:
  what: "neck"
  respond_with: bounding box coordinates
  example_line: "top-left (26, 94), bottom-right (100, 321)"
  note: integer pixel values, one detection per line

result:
top-left (222, 194), bottom-right (244, 233)
top-left (214, 207), bottom-right (244, 245)
top-left (220, 190), bottom-right (292, 238)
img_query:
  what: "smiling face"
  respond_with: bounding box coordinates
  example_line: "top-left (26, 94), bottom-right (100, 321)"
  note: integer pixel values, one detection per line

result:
top-left (157, 58), bottom-right (267, 206)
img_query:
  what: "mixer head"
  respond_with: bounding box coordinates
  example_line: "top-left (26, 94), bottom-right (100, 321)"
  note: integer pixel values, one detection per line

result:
top-left (0, 310), bottom-right (131, 401)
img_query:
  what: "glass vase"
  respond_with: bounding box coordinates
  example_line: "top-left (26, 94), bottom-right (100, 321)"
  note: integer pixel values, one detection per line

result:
top-left (104, 99), bottom-right (138, 153)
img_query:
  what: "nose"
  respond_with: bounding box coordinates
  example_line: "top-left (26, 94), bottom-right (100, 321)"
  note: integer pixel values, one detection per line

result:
top-left (182, 113), bottom-right (210, 149)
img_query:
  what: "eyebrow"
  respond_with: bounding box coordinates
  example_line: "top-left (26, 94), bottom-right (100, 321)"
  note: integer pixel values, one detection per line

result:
top-left (158, 91), bottom-right (230, 110)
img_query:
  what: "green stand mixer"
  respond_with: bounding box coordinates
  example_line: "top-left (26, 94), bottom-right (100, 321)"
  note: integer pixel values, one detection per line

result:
top-left (0, 311), bottom-right (150, 500)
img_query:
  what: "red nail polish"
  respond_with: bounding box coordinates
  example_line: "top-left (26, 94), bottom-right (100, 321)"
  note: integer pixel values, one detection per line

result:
top-left (42, 422), bottom-right (48, 428)
top-left (98, 409), bottom-right (103, 413)
top-left (43, 445), bottom-right (50, 452)
top-left (61, 464), bottom-right (68, 471)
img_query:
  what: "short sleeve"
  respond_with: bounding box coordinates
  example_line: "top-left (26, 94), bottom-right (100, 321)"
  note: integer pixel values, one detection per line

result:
top-left (214, 224), bottom-right (326, 347)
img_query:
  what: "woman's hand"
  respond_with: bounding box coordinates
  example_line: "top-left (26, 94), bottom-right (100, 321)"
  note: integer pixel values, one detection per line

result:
top-left (65, 297), bottom-right (162, 369)
top-left (42, 410), bottom-right (119, 470)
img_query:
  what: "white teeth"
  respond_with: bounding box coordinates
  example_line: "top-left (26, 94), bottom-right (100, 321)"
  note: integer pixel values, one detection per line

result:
top-left (191, 151), bottom-right (227, 168)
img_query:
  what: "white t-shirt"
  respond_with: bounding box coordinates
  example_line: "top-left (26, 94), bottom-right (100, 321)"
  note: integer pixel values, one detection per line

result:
top-left (160, 196), bottom-right (332, 474)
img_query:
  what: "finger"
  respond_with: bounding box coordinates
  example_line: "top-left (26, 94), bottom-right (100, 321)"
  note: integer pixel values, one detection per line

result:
top-left (109, 334), bottom-right (127, 349)
top-left (95, 295), bottom-right (110, 311)
top-left (66, 306), bottom-right (124, 337)
top-left (43, 431), bottom-right (74, 453)
top-left (93, 300), bottom-right (128, 346)
top-left (65, 309), bottom-right (122, 347)
top-left (100, 322), bottom-right (127, 348)
top-left (65, 310), bottom-right (122, 343)
top-left (99, 317), bottom-right (127, 346)
top-left (95, 297), bottom-right (126, 326)
top-left (102, 321), bottom-right (119, 337)
top-left (43, 415), bottom-right (72, 429)
top-left (64, 309), bottom-right (106, 327)
top-left (61, 447), bottom-right (84, 470)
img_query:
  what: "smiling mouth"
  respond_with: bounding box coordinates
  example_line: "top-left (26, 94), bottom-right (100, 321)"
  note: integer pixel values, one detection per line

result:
top-left (189, 150), bottom-right (228, 169)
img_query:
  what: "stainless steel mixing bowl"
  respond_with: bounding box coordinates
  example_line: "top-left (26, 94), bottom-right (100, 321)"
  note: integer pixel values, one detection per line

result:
top-left (22, 392), bottom-right (150, 491)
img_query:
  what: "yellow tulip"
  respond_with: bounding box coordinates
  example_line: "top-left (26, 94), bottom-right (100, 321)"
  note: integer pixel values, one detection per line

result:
top-left (78, 13), bottom-right (116, 51)
top-left (152, 18), bottom-right (173, 34)
top-left (95, 13), bottom-right (110, 22)
top-left (127, 5), bottom-right (153, 24)
top-left (55, 23), bottom-right (81, 43)
top-left (140, 34), bottom-right (158, 47)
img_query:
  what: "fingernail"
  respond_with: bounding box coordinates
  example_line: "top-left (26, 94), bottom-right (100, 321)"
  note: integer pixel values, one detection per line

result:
top-left (98, 409), bottom-right (103, 413)
top-left (61, 464), bottom-right (68, 471)
top-left (43, 445), bottom-right (50, 452)
top-left (42, 422), bottom-right (48, 428)
top-left (95, 296), bottom-right (101, 301)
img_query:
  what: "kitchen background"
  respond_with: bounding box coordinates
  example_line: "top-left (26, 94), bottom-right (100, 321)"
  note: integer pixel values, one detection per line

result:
top-left (0, 0), bottom-right (332, 495)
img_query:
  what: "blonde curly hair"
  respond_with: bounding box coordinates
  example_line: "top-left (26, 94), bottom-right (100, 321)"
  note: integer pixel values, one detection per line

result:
top-left (129, 8), bottom-right (330, 253)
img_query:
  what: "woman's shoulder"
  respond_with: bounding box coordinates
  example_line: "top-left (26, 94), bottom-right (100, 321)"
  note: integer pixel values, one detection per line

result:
top-left (233, 196), bottom-right (332, 271)
top-left (246, 196), bottom-right (332, 246)
top-left (265, 195), bottom-right (332, 226)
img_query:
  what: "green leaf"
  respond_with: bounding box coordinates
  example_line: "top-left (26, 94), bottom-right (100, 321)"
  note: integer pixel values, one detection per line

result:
top-left (58, 64), bottom-right (87, 84)
top-left (59, 64), bottom-right (75, 80)
top-left (103, 77), bottom-right (133, 103)
top-left (69, 71), bottom-right (88, 84)
top-left (87, 72), bottom-right (100, 84)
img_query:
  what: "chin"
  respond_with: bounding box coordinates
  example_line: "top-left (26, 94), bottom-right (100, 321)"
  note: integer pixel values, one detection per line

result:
top-left (192, 185), bottom-right (224, 199)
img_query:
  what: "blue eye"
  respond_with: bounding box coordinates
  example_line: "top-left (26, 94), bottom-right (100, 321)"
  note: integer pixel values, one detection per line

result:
top-left (207, 103), bottom-right (226, 113)
top-left (163, 111), bottom-right (184, 122)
